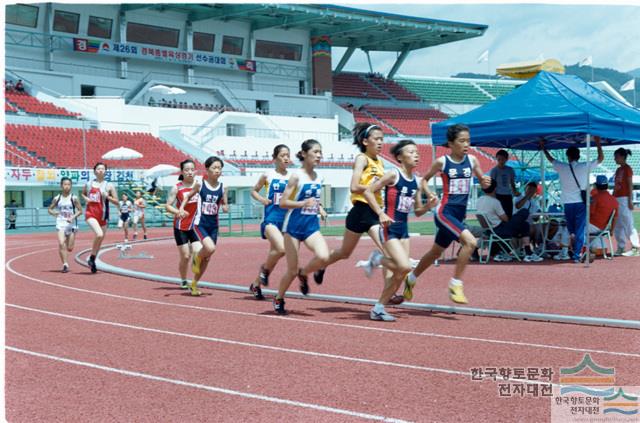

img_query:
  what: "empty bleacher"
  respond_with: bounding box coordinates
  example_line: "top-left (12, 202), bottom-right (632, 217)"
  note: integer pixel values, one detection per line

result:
top-left (6, 101), bottom-right (18, 113)
top-left (332, 73), bottom-right (390, 100)
top-left (5, 141), bottom-right (51, 168)
top-left (5, 124), bottom-right (196, 169)
top-left (477, 83), bottom-right (519, 98)
top-left (342, 104), bottom-right (398, 136)
top-left (365, 106), bottom-right (448, 136)
top-left (394, 78), bottom-right (492, 104)
top-left (5, 91), bottom-right (81, 118)
top-left (215, 149), bottom-right (354, 169)
top-left (365, 74), bottom-right (422, 101)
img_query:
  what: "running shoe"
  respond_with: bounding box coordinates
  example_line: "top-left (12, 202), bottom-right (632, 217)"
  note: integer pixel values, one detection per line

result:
top-left (387, 294), bottom-right (405, 305)
top-left (192, 254), bottom-right (202, 275)
top-left (614, 246), bottom-right (625, 256)
top-left (403, 273), bottom-right (417, 301)
top-left (87, 256), bottom-right (97, 273)
top-left (313, 268), bottom-right (325, 285)
top-left (297, 269), bottom-right (309, 295)
top-left (258, 265), bottom-right (270, 286)
top-left (250, 283), bottom-right (265, 300)
top-left (622, 247), bottom-right (640, 257)
top-left (449, 284), bottom-right (468, 304)
top-left (62, 264), bottom-right (69, 273)
top-left (133, 233), bottom-right (138, 240)
top-left (370, 307), bottom-right (396, 322)
top-left (273, 297), bottom-right (287, 315)
top-left (143, 234), bottom-right (148, 240)
top-left (181, 280), bottom-right (188, 289)
top-left (190, 281), bottom-right (202, 296)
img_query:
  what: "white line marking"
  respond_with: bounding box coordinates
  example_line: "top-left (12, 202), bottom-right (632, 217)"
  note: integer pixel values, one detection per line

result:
top-left (5, 346), bottom-right (410, 423)
top-left (6, 248), bottom-right (640, 359)
top-left (8, 303), bottom-right (468, 376)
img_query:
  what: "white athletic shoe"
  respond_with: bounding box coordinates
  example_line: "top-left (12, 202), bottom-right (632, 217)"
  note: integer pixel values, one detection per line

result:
top-left (410, 258), bottom-right (420, 269)
top-left (493, 253), bottom-right (513, 262)
top-left (524, 253), bottom-right (544, 263)
top-left (622, 247), bottom-right (640, 257)
top-left (370, 307), bottom-right (396, 322)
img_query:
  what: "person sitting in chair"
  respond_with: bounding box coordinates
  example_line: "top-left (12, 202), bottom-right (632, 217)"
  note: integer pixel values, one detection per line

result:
top-left (476, 178), bottom-right (543, 262)
top-left (589, 175), bottom-right (618, 257)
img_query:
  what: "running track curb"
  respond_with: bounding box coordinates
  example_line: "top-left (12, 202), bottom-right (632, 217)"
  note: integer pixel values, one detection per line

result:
top-left (74, 239), bottom-right (640, 330)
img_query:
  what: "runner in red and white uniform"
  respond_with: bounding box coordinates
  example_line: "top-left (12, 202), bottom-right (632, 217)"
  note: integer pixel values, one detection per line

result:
top-left (165, 159), bottom-right (202, 288)
top-left (82, 162), bottom-right (119, 273)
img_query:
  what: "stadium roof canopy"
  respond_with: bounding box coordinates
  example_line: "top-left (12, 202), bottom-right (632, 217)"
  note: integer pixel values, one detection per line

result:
top-left (120, 3), bottom-right (488, 77)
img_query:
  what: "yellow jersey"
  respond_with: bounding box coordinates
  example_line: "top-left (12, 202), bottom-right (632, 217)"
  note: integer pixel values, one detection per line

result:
top-left (350, 154), bottom-right (385, 206)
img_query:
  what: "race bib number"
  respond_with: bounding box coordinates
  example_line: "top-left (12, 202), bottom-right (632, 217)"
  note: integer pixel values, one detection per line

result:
top-left (60, 209), bottom-right (73, 219)
top-left (301, 198), bottom-right (320, 215)
top-left (397, 196), bottom-right (415, 213)
top-left (449, 179), bottom-right (470, 195)
top-left (89, 192), bottom-right (100, 202)
top-left (273, 192), bottom-right (283, 206)
top-left (202, 201), bottom-right (218, 215)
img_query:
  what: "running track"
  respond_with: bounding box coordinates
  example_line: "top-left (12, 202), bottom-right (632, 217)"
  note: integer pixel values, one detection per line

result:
top-left (6, 229), bottom-right (640, 422)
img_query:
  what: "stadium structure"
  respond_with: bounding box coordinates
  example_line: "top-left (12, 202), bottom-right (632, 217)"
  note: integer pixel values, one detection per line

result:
top-left (5, 3), bottom-right (638, 228)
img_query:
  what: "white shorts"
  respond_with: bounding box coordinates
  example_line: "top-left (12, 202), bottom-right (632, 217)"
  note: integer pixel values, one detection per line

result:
top-left (133, 213), bottom-right (144, 224)
top-left (57, 223), bottom-right (78, 236)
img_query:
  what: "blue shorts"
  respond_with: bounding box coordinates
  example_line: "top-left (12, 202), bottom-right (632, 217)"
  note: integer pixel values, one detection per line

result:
top-left (260, 219), bottom-right (284, 239)
top-left (194, 223), bottom-right (219, 244)
top-left (284, 218), bottom-right (320, 241)
top-left (380, 221), bottom-right (409, 242)
top-left (434, 204), bottom-right (467, 248)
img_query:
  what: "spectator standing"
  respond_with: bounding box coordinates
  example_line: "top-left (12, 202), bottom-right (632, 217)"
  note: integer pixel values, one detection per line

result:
top-left (540, 137), bottom-right (603, 262)
top-left (489, 149), bottom-right (519, 218)
top-left (612, 148), bottom-right (639, 256)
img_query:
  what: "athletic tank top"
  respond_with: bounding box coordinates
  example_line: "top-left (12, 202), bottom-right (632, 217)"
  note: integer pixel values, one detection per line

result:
top-left (134, 198), bottom-right (144, 215)
top-left (283, 169), bottom-right (323, 228)
top-left (263, 168), bottom-right (290, 222)
top-left (174, 181), bottom-right (199, 231)
top-left (440, 155), bottom-right (473, 208)
top-left (85, 180), bottom-right (111, 221)
top-left (55, 193), bottom-right (77, 228)
top-left (350, 154), bottom-right (385, 206)
top-left (119, 200), bottom-right (132, 214)
top-left (193, 179), bottom-right (224, 227)
top-left (384, 168), bottom-right (418, 223)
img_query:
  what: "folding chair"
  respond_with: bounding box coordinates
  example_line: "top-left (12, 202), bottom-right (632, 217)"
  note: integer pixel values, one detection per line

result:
top-left (586, 210), bottom-right (616, 260)
top-left (475, 212), bottom-right (522, 264)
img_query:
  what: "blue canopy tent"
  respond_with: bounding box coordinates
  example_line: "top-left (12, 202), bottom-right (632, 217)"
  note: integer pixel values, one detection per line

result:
top-left (432, 71), bottom-right (640, 265)
top-left (507, 160), bottom-right (557, 183)
top-left (432, 71), bottom-right (640, 149)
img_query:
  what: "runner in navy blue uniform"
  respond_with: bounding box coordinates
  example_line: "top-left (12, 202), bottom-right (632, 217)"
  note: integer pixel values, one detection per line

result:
top-left (362, 140), bottom-right (436, 321)
top-left (405, 124), bottom-right (491, 304)
top-left (179, 156), bottom-right (228, 296)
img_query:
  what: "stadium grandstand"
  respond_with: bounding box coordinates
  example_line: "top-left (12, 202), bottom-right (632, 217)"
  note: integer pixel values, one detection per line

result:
top-left (6, 3), bottom-right (638, 228)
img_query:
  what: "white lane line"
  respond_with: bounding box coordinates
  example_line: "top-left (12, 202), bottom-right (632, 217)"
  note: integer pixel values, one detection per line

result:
top-left (6, 248), bottom-right (640, 359)
top-left (8, 303), bottom-right (468, 377)
top-left (6, 346), bottom-right (410, 423)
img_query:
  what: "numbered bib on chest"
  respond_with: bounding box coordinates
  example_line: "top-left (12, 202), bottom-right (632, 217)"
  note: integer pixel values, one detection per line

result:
top-left (449, 178), bottom-right (470, 195)
top-left (301, 198), bottom-right (319, 215)
top-left (397, 196), bottom-right (415, 213)
top-left (202, 201), bottom-right (219, 215)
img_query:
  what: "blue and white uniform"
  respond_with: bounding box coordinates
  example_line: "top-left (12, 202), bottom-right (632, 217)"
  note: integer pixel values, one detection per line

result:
top-left (435, 155), bottom-right (474, 248)
top-left (193, 178), bottom-right (224, 244)
top-left (260, 169), bottom-right (290, 239)
top-left (282, 169), bottom-right (323, 241)
top-left (380, 168), bottom-right (418, 242)
top-left (54, 193), bottom-right (78, 235)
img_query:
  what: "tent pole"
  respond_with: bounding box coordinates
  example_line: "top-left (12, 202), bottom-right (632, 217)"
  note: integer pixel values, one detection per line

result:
top-left (585, 134), bottom-right (592, 268)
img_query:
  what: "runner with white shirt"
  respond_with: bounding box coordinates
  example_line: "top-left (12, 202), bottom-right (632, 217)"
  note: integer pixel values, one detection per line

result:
top-left (48, 177), bottom-right (83, 273)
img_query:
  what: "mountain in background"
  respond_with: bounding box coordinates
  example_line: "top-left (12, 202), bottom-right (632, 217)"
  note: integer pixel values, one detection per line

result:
top-left (453, 64), bottom-right (637, 105)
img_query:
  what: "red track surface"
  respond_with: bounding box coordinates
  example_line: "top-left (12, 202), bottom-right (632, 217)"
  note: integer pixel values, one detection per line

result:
top-left (6, 229), bottom-right (640, 422)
